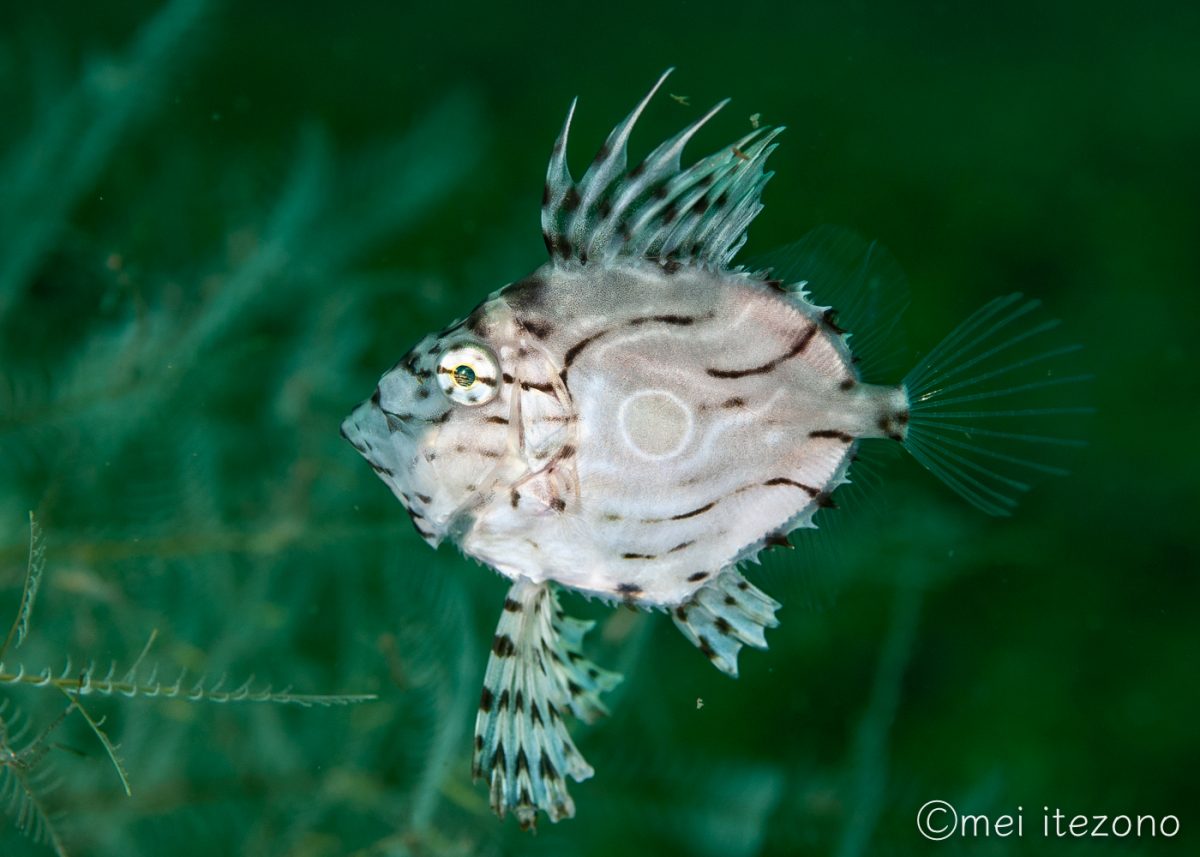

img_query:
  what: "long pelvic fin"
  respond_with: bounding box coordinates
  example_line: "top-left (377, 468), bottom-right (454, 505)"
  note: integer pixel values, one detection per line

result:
top-left (902, 292), bottom-right (1092, 515)
top-left (671, 568), bottom-right (781, 677)
top-left (473, 579), bottom-right (621, 828)
top-left (541, 68), bottom-right (781, 269)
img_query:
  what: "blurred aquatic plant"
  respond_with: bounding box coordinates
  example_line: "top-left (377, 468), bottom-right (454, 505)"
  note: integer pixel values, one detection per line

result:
top-left (0, 512), bottom-right (373, 855)
top-left (0, 698), bottom-right (71, 857)
top-left (0, 0), bottom-right (213, 327)
top-left (0, 0), bottom-right (498, 852)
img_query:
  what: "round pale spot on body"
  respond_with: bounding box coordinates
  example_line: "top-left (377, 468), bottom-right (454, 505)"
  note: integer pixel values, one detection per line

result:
top-left (618, 389), bottom-right (694, 460)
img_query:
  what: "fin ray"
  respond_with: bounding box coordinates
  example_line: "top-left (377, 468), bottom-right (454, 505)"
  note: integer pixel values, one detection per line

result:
top-left (671, 569), bottom-right (780, 677)
top-left (568, 68), bottom-right (673, 252)
top-left (542, 70), bottom-right (779, 270)
top-left (902, 293), bottom-right (1091, 515)
top-left (473, 579), bottom-right (620, 828)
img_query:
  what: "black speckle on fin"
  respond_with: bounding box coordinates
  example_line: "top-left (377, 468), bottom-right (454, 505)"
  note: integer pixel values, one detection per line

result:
top-left (541, 68), bottom-right (782, 270)
top-left (473, 579), bottom-right (622, 828)
top-left (670, 568), bottom-right (781, 677)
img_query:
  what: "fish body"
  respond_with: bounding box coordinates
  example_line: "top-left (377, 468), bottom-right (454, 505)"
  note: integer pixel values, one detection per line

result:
top-left (341, 69), bottom-right (1085, 828)
top-left (429, 262), bottom-right (903, 606)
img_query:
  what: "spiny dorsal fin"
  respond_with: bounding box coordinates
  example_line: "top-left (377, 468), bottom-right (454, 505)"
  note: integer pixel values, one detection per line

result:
top-left (541, 68), bottom-right (782, 270)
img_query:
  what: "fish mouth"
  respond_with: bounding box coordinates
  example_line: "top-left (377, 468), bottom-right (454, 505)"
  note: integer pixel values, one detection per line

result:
top-left (339, 408), bottom-right (368, 456)
top-left (339, 399), bottom-right (383, 456)
top-left (340, 399), bottom-right (409, 487)
top-left (341, 399), bottom-right (447, 547)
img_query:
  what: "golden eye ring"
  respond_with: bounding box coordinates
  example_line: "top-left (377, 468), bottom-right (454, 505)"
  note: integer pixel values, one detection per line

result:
top-left (436, 343), bottom-right (500, 406)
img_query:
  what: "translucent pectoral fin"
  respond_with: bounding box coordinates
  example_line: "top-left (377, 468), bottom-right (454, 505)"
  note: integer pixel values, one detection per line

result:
top-left (472, 579), bottom-right (621, 828)
top-left (671, 569), bottom-right (781, 677)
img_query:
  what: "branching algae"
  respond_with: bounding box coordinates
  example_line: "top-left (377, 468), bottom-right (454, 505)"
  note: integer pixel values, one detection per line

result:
top-left (343, 70), bottom-right (1088, 827)
top-left (0, 514), bottom-right (375, 855)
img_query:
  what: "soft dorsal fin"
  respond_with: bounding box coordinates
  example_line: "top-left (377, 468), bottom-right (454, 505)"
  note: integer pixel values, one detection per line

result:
top-left (749, 225), bottom-right (912, 382)
top-left (541, 68), bottom-right (782, 270)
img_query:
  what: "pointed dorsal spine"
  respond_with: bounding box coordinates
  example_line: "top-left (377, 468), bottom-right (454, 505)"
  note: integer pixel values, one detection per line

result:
top-left (541, 69), bottom-right (783, 271)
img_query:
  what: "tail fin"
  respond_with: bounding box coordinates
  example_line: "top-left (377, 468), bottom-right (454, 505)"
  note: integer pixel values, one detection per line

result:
top-left (901, 293), bottom-right (1091, 516)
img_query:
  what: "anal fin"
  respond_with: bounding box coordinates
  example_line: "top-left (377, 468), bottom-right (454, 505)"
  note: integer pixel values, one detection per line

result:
top-left (473, 579), bottom-right (621, 828)
top-left (671, 568), bottom-right (781, 677)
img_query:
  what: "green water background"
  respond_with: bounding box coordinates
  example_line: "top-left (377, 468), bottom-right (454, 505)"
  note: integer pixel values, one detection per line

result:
top-left (0, 1), bottom-right (1196, 854)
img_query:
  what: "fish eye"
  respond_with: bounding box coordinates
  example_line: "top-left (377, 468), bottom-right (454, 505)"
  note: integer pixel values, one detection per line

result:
top-left (452, 365), bottom-right (476, 387)
top-left (436, 343), bottom-right (500, 406)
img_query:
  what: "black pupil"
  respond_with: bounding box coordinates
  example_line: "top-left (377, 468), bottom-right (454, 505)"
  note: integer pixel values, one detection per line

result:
top-left (452, 365), bottom-right (476, 387)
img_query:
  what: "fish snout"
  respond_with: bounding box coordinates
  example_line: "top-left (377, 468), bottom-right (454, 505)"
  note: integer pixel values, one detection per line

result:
top-left (340, 397), bottom-right (394, 456)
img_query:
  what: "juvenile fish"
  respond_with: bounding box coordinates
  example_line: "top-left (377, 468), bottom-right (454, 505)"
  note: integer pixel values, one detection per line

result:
top-left (342, 69), bottom-right (1085, 828)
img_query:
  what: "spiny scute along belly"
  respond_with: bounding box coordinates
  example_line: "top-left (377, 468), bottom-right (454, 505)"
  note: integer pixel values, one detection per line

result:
top-left (460, 262), bottom-right (907, 606)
